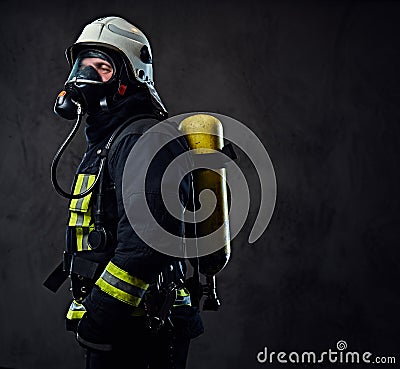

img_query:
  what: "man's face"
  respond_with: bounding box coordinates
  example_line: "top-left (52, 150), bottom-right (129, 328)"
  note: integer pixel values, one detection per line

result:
top-left (80, 57), bottom-right (113, 82)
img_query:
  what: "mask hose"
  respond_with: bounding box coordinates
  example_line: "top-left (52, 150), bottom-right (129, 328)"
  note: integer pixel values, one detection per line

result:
top-left (51, 102), bottom-right (104, 199)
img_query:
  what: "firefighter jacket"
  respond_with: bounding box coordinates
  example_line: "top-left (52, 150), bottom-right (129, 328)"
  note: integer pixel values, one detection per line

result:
top-left (64, 95), bottom-right (196, 335)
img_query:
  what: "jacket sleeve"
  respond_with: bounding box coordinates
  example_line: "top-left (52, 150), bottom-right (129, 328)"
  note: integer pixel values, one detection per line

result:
top-left (82, 126), bottom-right (191, 323)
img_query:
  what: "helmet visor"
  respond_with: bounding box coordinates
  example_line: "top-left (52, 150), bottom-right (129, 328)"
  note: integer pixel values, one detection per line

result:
top-left (66, 50), bottom-right (115, 85)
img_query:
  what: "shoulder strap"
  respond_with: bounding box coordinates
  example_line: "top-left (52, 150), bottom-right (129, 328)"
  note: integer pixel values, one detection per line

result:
top-left (107, 115), bottom-right (160, 163)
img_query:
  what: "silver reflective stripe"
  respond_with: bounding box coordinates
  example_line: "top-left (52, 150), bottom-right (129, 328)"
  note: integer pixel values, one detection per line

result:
top-left (82, 227), bottom-right (90, 250)
top-left (174, 295), bottom-right (191, 306)
top-left (70, 300), bottom-right (86, 311)
top-left (75, 212), bottom-right (84, 227)
top-left (75, 175), bottom-right (90, 211)
top-left (101, 270), bottom-right (147, 298)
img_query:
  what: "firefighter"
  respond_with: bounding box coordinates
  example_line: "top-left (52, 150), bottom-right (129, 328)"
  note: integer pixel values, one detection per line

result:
top-left (50, 16), bottom-right (203, 369)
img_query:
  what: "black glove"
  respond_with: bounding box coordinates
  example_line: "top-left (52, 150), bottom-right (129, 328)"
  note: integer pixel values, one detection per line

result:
top-left (171, 305), bottom-right (204, 339)
top-left (66, 317), bottom-right (80, 333)
top-left (76, 313), bottom-right (113, 351)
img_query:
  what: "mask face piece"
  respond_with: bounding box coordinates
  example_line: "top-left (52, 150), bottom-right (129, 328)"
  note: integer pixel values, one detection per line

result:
top-left (66, 50), bottom-right (115, 85)
top-left (64, 49), bottom-right (118, 113)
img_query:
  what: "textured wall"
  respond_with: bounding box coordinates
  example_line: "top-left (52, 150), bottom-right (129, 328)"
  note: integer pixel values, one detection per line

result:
top-left (0, 1), bottom-right (399, 368)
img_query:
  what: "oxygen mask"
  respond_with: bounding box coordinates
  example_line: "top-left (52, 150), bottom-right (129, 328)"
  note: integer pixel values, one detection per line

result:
top-left (54, 49), bottom-right (117, 119)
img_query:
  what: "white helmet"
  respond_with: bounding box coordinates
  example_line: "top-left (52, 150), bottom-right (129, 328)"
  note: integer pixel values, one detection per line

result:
top-left (66, 16), bottom-right (167, 114)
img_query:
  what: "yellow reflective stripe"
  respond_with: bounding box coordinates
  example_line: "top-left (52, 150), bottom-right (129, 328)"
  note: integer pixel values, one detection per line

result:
top-left (173, 288), bottom-right (191, 306)
top-left (96, 278), bottom-right (142, 307)
top-left (174, 295), bottom-right (191, 307)
top-left (95, 262), bottom-right (149, 307)
top-left (76, 227), bottom-right (83, 252)
top-left (69, 175), bottom-right (85, 210)
top-left (69, 211), bottom-right (78, 226)
top-left (68, 211), bottom-right (92, 227)
top-left (106, 262), bottom-right (149, 290)
top-left (66, 300), bottom-right (86, 320)
top-left (82, 213), bottom-right (91, 227)
top-left (177, 287), bottom-right (190, 297)
top-left (81, 175), bottom-right (96, 210)
top-left (69, 174), bottom-right (96, 212)
top-left (66, 309), bottom-right (86, 320)
top-left (67, 174), bottom-right (96, 253)
top-left (73, 174), bottom-right (85, 195)
top-left (75, 226), bottom-right (93, 251)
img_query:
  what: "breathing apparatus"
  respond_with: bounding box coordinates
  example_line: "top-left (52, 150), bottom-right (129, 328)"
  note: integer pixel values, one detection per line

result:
top-left (50, 17), bottom-right (234, 311)
top-left (59, 49), bottom-right (120, 116)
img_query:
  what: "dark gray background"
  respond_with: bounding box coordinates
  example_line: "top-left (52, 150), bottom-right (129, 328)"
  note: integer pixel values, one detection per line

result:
top-left (0, 1), bottom-right (399, 368)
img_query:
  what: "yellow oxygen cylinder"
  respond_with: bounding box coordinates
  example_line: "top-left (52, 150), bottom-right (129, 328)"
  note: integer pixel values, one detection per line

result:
top-left (178, 114), bottom-right (231, 277)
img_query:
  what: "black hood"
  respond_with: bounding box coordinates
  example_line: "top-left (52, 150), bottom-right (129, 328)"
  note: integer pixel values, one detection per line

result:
top-left (85, 90), bottom-right (156, 145)
top-left (77, 91), bottom-right (159, 174)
